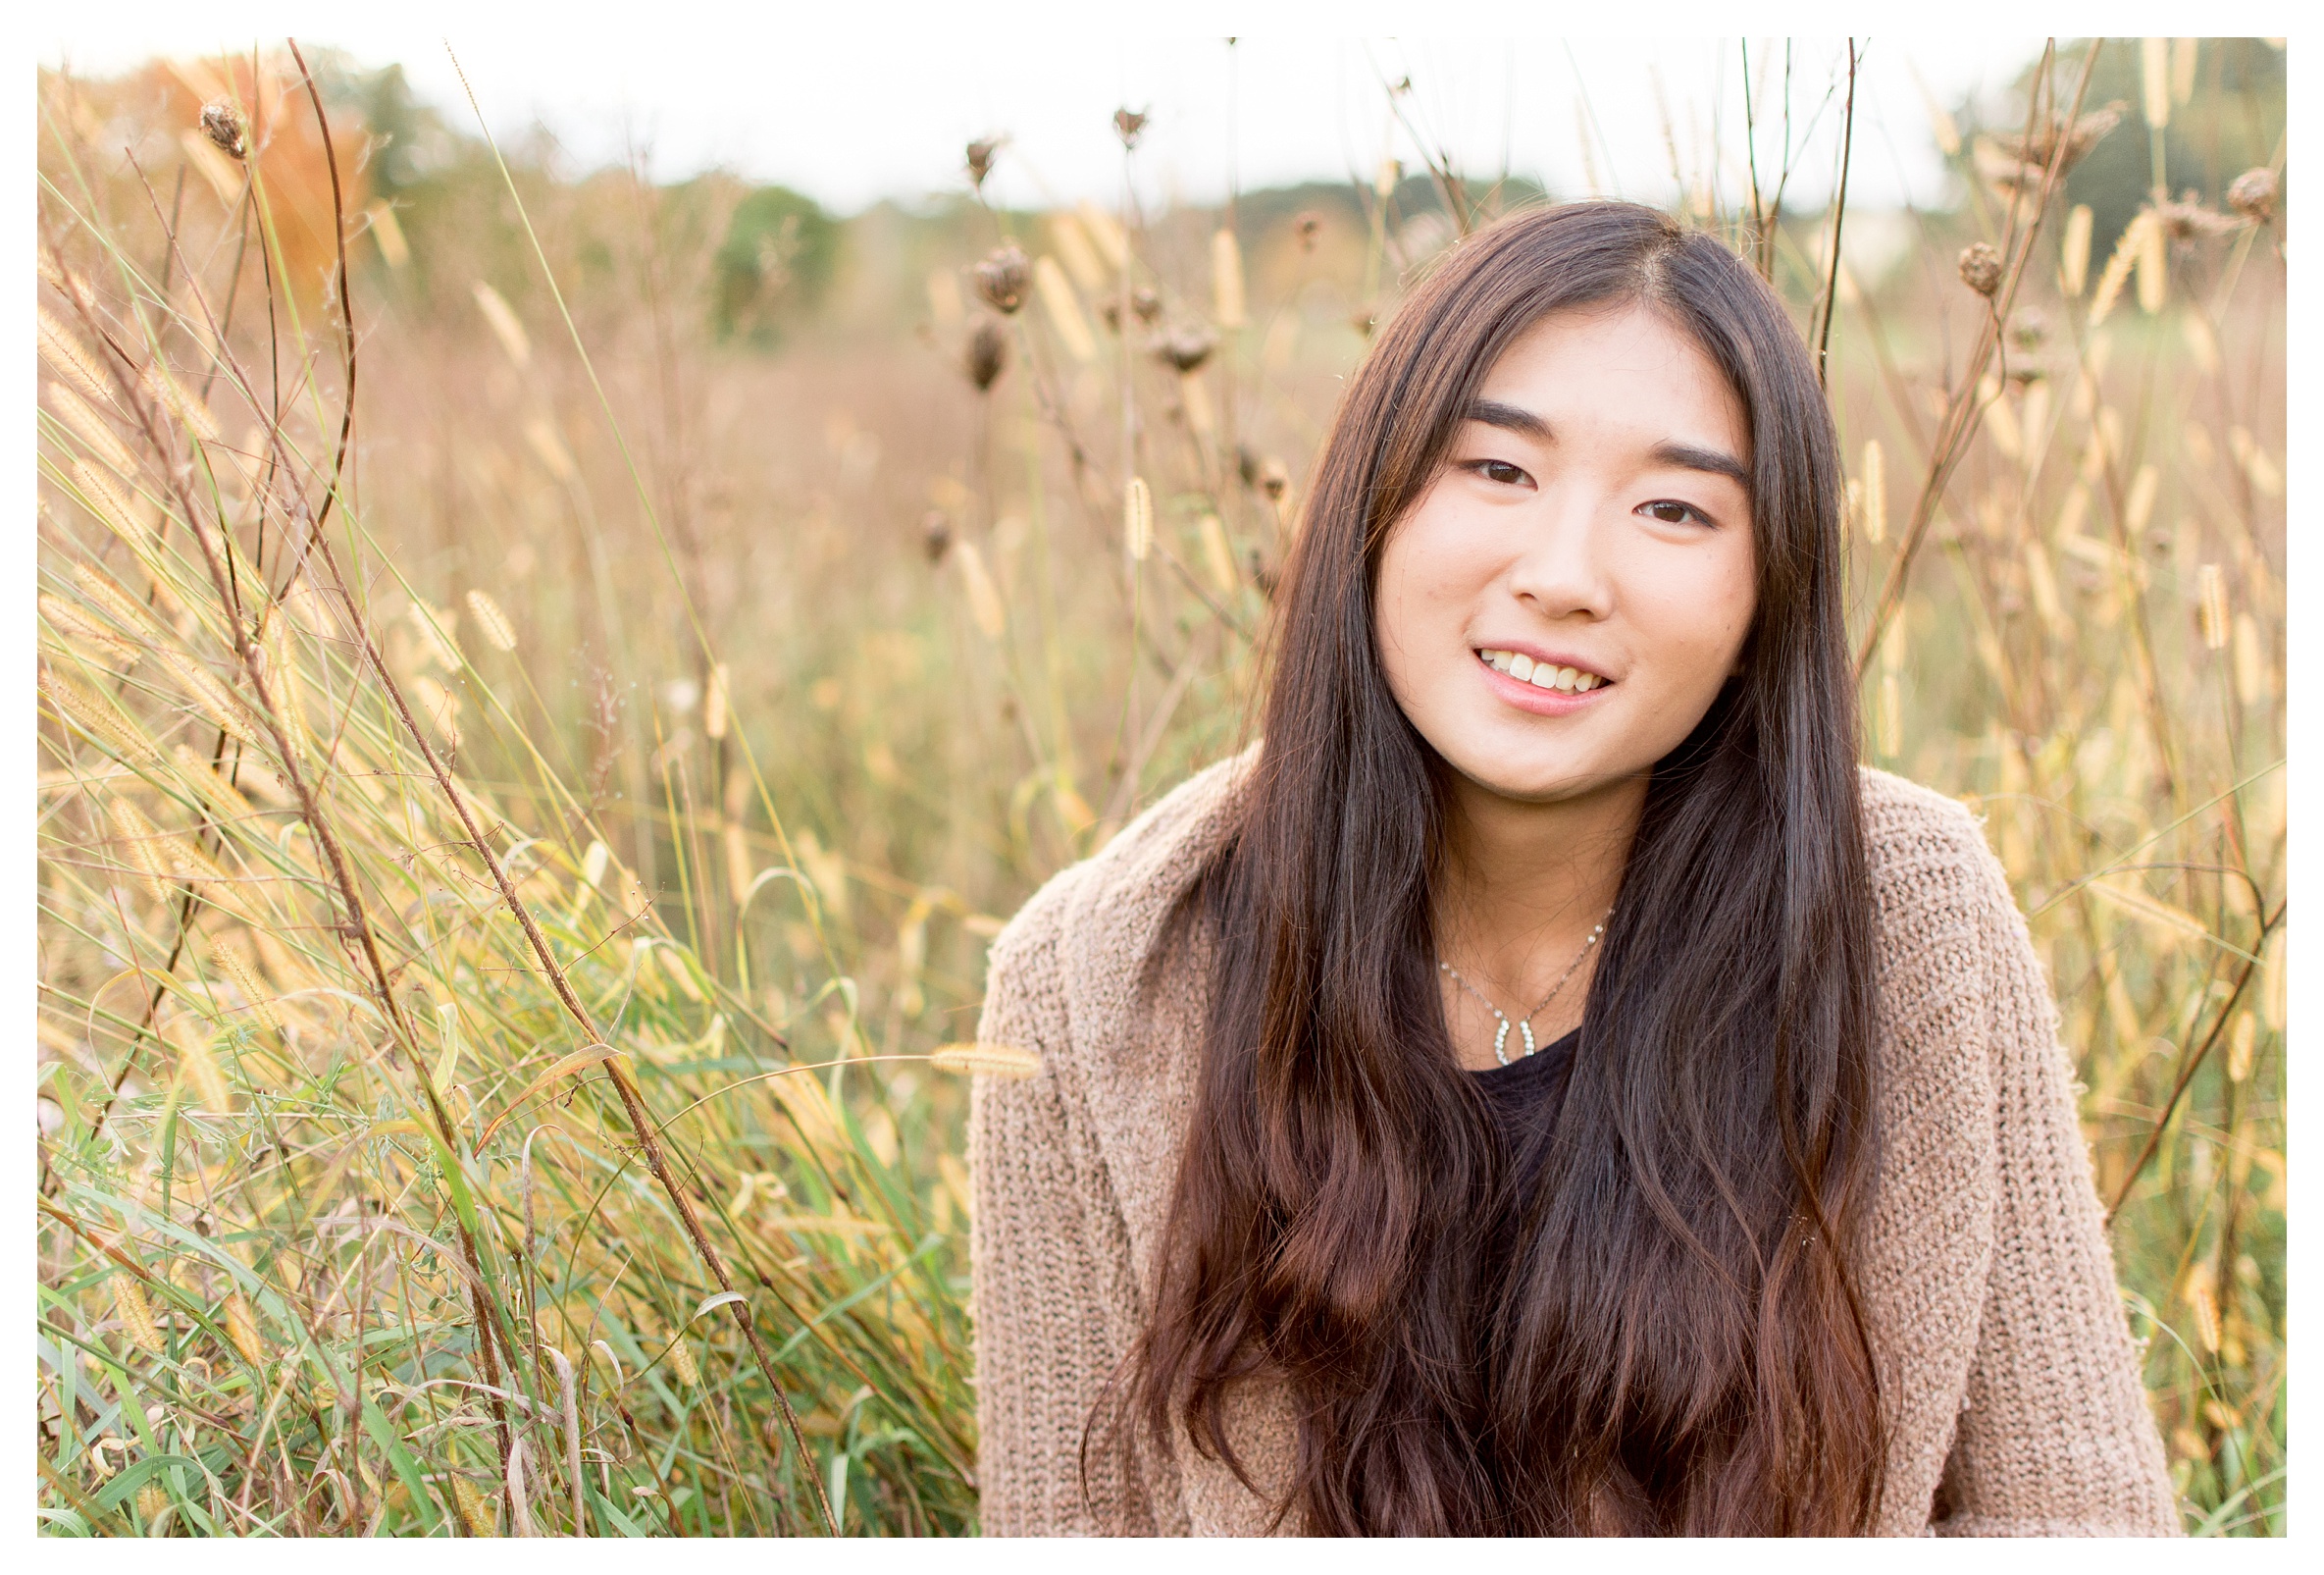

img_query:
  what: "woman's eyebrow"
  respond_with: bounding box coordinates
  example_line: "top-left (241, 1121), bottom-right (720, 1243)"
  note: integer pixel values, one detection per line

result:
top-left (1464, 398), bottom-right (1552, 440)
top-left (1649, 440), bottom-right (1751, 487)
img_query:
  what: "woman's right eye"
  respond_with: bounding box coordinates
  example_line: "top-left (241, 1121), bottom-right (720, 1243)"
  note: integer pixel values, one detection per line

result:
top-left (1469, 459), bottom-right (1530, 488)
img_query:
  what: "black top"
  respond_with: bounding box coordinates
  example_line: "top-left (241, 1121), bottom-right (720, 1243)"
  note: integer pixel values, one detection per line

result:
top-left (1468, 1025), bottom-right (1580, 1195)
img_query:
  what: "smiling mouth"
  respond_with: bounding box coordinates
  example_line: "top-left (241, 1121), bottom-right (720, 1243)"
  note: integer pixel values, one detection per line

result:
top-left (1476, 648), bottom-right (1611, 693)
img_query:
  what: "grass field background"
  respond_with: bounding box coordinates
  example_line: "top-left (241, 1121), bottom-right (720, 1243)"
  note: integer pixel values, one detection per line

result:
top-left (35, 38), bottom-right (2285, 1535)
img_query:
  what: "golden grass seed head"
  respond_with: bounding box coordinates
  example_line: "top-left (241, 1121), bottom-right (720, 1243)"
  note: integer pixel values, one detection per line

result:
top-left (44, 381), bottom-right (140, 476)
top-left (2060, 204), bottom-right (2094, 297)
top-left (2195, 564), bottom-right (2230, 651)
top-left (1212, 227), bottom-right (1246, 329)
top-left (2135, 211), bottom-right (2169, 314)
top-left (136, 1482), bottom-right (170, 1526)
top-left (1860, 440), bottom-right (1887, 545)
top-left (160, 650), bottom-right (262, 751)
top-left (2088, 211), bottom-right (2148, 327)
top-left (105, 797), bottom-right (175, 906)
top-left (142, 360), bottom-right (221, 445)
top-left (214, 936), bottom-right (282, 1034)
top-left (1123, 476), bottom-right (1155, 561)
top-left (37, 305), bottom-right (115, 408)
top-left (40, 592), bottom-right (140, 666)
top-left (72, 562), bottom-right (165, 646)
top-left (409, 600), bottom-right (464, 669)
top-left (2232, 613), bottom-right (2270, 709)
top-left (472, 282), bottom-right (532, 368)
top-left (954, 539), bottom-right (1006, 638)
top-left (464, 589), bottom-right (518, 653)
top-left (1198, 512), bottom-right (1239, 597)
top-left (453, 1477), bottom-right (499, 1536)
top-left (2142, 37), bottom-right (2172, 131)
top-left (704, 661), bottom-right (731, 741)
top-left (225, 1291), bottom-right (267, 1366)
top-left (114, 1273), bottom-right (165, 1353)
top-left (41, 666), bottom-right (159, 771)
top-left (665, 1332), bottom-right (699, 1387)
top-left (2228, 1011), bottom-right (2257, 1082)
top-left (964, 316), bottom-right (1008, 392)
top-left (1034, 255), bottom-right (1097, 363)
top-left (929, 1041), bottom-right (1042, 1079)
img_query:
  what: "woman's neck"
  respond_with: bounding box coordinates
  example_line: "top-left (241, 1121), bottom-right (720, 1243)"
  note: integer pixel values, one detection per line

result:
top-left (1430, 768), bottom-right (1645, 1054)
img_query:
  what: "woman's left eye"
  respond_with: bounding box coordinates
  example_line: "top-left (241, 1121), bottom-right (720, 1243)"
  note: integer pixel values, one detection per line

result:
top-left (1638, 499), bottom-right (1709, 526)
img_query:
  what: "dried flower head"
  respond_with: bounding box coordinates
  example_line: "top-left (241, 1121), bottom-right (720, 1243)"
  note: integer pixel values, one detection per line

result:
top-left (200, 100), bottom-right (247, 160)
top-left (2227, 167), bottom-right (2277, 223)
top-left (971, 244), bottom-right (1030, 314)
top-left (1295, 211), bottom-right (1322, 252)
top-left (2009, 308), bottom-right (2048, 350)
top-left (1112, 107), bottom-right (1149, 149)
top-left (1130, 286), bottom-right (1161, 325)
top-left (965, 137), bottom-right (1003, 191)
top-left (1957, 241), bottom-right (2004, 297)
top-left (2155, 195), bottom-right (2243, 241)
top-left (1259, 457), bottom-right (1290, 502)
top-left (2013, 103), bottom-right (2121, 176)
top-left (964, 316), bottom-right (1008, 392)
top-left (921, 510), bottom-right (954, 562)
top-left (1152, 324), bottom-right (1216, 373)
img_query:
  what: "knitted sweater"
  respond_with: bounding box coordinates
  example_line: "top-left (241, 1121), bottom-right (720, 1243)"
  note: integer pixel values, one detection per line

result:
top-left (968, 753), bottom-right (2179, 1537)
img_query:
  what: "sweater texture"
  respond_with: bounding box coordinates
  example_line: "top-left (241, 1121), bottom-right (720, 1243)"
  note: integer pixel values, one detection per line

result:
top-left (967, 752), bottom-right (2179, 1536)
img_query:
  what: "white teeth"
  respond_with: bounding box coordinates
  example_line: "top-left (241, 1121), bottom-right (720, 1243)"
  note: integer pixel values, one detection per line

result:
top-left (1479, 648), bottom-right (1609, 692)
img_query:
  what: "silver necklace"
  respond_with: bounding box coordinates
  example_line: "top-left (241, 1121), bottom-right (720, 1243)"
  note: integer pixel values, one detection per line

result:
top-left (1438, 914), bottom-right (1609, 1067)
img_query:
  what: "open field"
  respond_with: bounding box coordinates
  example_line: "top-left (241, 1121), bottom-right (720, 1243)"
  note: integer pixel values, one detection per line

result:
top-left (35, 39), bottom-right (2284, 1535)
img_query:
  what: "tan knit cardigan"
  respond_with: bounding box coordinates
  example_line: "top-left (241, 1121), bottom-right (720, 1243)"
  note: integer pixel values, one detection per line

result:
top-left (968, 752), bottom-right (2179, 1536)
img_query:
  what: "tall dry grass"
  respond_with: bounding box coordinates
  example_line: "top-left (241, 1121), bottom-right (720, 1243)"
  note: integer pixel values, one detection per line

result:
top-left (36, 38), bottom-right (2284, 1536)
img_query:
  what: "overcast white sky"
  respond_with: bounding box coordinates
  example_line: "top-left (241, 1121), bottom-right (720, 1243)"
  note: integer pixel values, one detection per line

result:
top-left (38, 8), bottom-right (2220, 216)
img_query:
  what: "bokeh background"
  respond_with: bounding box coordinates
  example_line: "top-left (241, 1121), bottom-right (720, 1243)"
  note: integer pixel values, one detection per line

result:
top-left (35, 33), bottom-right (2285, 1536)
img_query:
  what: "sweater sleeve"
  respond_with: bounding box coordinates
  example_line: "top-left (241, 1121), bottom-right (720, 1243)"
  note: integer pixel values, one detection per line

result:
top-left (967, 892), bottom-right (1168, 1536)
top-left (1928, 843), bottom-right (2181, 1536)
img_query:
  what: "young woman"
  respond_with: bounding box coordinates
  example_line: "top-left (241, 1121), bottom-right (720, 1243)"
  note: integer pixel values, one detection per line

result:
top-left (967, 202), bottom-right (2177, 1537)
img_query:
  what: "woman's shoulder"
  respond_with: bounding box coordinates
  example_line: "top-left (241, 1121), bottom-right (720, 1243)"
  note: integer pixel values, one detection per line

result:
top-left (1856, 763), bottom-right (2017, 940)
top-left (986, 746), bottom-right (1258, 988)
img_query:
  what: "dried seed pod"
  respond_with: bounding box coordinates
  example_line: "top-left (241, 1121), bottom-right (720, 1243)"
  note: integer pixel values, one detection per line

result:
top-left (1152, 325), bottom-right (1216, 374)
top-left (2227, 167), bottom-right (2277, 223)
top-left (1259, 457), bottom-right (1290, 502)
top-left (971, 244), bottom-right (1030, 315)
top-left (1113, 107), bottom-right (1149, 149)
top-left (921, 510), bottom-right (954, 563)
top-left (964, 316), bottom-right (1008, 392)
top-left (965, 137), bottom-right (1002, 191)
top-left (1957, 241), bottom-right (2003, 297)
top-left (199, 100), bottom-right (246, 160)
top-left (1130, 286), bottom-right (1162, 325)
top-left (2155, 196), bottom-right (2241, 240)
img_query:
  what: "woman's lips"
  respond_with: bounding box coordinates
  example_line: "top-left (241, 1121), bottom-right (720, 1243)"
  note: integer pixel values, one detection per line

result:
top-left (1473, 647), bottom-right (1615, 714)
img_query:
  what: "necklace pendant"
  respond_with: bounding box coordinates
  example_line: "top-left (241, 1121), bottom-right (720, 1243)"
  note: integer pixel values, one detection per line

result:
top-left (1492, 1019), bottom-right (1511, 1067)
top-left (1520, 1021), bottom-right (1535, 1058)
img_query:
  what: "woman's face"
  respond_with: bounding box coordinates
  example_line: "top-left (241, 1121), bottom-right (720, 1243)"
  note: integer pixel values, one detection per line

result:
top-left (1374, 301), bottom-right (1759, 808)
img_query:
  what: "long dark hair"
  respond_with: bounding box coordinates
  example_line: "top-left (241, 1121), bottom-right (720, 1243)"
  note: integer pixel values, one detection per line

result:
top-left (1119, 202), bottom-right (1884, 1535)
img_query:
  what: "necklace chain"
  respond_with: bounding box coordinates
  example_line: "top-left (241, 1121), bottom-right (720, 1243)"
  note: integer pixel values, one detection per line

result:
top-left (1438, 913), bottom-right (1610, 1067)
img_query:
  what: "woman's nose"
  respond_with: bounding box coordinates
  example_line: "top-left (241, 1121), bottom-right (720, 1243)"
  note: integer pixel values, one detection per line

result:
top-left (1505, 493), bottom-right (1615, 621)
